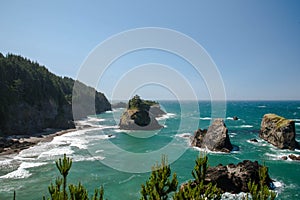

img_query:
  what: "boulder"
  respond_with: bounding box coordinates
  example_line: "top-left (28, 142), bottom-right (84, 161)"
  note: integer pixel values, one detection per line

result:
top-left (205, 160), bottom-right (273, 193)
top-left (260, 114), bottom-right (299, 150)
top-left (288, 154), bottom-right (300, 161)
top-left (233, 116), bottom-right (239, 121)
top-left (191, 119), bottom-right (233, 152)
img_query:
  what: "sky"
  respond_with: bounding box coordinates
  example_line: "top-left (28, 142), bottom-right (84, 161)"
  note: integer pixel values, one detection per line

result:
top-left (1, 0), bottom-right (300, 100)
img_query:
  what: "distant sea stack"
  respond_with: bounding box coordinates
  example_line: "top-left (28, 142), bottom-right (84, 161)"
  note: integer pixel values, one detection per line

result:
top-left (191, 119), bottom-right (233, 153)
top-left (0, 53), bottom-right (111, 136)
top-left (119, 95), bottom-right (165, 130)
top-left (260, 113), bottom-right (299, 150)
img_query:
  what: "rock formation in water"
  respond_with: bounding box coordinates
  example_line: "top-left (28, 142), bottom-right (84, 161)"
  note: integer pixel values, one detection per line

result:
top-left (119, 95), bottom-right (165, 130)
top-left (205, 160), bottom-right (273, 193)
top-left (0, 53), bottom-right (111, 136)
top-left (191, 119), bottom-right (233, 152)
top-left (260, 113), bottom-right (299, 150)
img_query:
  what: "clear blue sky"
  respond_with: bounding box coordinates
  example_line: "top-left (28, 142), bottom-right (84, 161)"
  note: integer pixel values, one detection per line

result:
top-left (1, 0), bottom-right (300, 100)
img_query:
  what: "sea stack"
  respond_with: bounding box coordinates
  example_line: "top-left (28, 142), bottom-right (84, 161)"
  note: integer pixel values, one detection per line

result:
top-left (191, 119), bottom-right (233, 153)
top-left (260, 113), bottom-right (299, 150)
top-left (119, 95), bottom-right (165, 130)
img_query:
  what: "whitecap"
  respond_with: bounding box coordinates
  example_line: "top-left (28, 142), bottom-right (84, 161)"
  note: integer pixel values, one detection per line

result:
top-left (0, 162), bottom-right (46, 179)
top-left (119, 175), bottom-right (137, 184)
top-left (156, 113), bottom-right (176, 120)
top-left (226, 117), bottom-right (241, 121)
top-left (175, 133), bottom-right (191, 138)
top-left (234, 125), bottom-right (253, 128)
top-left (258, 105), bottom-right (266, 108)
top-left (199, 117), bottom-right (211, 120)
top-left (73, 155), bottom-right (105, 162)
top-left (222, 192), bottom-right (248, 199)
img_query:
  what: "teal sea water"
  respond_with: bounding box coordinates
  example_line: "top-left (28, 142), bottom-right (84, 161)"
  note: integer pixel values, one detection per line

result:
top-left (1, 101), bottom-right (300, 199)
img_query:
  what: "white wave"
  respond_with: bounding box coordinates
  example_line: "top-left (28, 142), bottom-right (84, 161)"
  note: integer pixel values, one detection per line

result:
top-left (230, 132), bottom-right (237, 135)
top-left (0, 162), bottom-right (46, 179)
top-left (119, 175), bottom-right (138, 184)
top-left (226, 117), bottom-right (241, 121)
top-left (156, 113), bottom-right (176, 120)
top-left (192, 146), bottom-right (228, 154)
top-left (295, 123), bottom-right (300, 126)
top-left (297, 107), bottom-right (300, 109)
top-left (87, 116), bottom-right (106, 122)
top-left (258, 105), bottom-right (266, 108)
top-left (200, 117), bottom-right (212, 120)
top-left (222, 192), bottom-right (248, 199)
top-left (73, 155), bottom-right (105, 162)
top-left (175, 133), bottom-right (192, 138)
top-left (234, 125), bottom-right (253, 128)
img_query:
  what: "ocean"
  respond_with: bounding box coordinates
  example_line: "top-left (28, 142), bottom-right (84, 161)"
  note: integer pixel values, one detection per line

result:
top-left (0, 101), bottom-right (300, 199)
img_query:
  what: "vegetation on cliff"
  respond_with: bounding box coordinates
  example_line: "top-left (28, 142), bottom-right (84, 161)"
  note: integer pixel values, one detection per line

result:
top-left (0, 53), bottom-right (111, 136)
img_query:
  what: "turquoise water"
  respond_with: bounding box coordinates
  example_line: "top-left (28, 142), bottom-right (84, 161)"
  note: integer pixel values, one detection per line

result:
top-left (0, 101), bottom-right (300, 199)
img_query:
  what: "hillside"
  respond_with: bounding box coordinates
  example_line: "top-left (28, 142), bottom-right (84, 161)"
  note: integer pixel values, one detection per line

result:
top-left (0, 53), bottom-right (111, 136)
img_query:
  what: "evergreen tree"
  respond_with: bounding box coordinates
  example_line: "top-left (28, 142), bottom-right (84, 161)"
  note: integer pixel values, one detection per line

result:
top-left (140, 155), bottom-right (178, 200)
top-left (173, 154), bottom-right (221, 200)
top-left (247, 164), bottom-right (276, 200)
top-left (44, 154), bottom-right (105, 200)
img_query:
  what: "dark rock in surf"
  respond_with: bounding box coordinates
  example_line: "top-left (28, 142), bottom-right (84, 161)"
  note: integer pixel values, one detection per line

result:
top-left (260, 114), bottom-right (299, 150)
top-left (191, 119), bottom-right (233, 153)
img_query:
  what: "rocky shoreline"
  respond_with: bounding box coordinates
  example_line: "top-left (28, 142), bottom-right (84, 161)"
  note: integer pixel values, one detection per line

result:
top-left (0, 128), bottom-right (76, 156)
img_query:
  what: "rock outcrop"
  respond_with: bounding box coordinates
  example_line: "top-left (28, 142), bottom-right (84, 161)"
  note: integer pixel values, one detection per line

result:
top-left (191, 119), bottom-right (233, 152)
top-left (260, 113), bottom-right (299, 150)
top-left (205, 160), bottom-right (273, 193)
top-left (119, 95), bottom-right (165, 130)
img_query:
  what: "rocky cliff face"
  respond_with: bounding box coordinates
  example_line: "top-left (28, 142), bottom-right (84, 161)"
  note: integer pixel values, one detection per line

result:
top-left (0, 53), bottom-right (111, 136)
top-left (119, 95), bottom-right (165, 130)
top-left (260, 113), bottom-right (299, 150)
top-left (191, 119), bottom-right (233, 152)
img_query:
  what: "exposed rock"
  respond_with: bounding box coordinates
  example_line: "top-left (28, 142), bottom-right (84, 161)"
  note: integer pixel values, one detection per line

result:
top-left (233, 116), bottom-right (239, 121)
top-left (288, 154), bottom-right (300, 161)
top-left (205, 160), bottom-right (273, 193)
top-left (282, 156), bottom-right (288, 160)
top-left (260, 113), bottom-right (299, 150)
top-left (119, 95), bottom-right (164, 130)
top-left (191, 119), bottom-right (233, 152)
top-left (250, 138), bottom-right (258, 143)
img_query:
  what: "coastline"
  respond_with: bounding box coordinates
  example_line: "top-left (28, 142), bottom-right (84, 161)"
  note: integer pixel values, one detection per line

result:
top-left (0, 128), bottom-right (77, 156)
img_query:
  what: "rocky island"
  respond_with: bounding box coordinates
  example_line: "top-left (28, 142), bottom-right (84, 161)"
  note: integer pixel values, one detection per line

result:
top-left (260, 113), bottom-right (299, 150)
top-left (191, 119), bottom-right (233, 153)
top-left (119, 95), bottom-right (165, 130)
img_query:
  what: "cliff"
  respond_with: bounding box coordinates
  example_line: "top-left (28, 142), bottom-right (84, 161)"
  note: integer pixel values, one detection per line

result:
top-left (0, 53), bottom-right (111, 136)
top-left (119, 95), bottom-right (165, 130)
top-left (260, 113), bottom-right (299, 150)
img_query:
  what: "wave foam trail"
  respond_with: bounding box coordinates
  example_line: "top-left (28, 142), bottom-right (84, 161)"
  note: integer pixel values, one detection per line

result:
top-left (0, 162), bottom-right (46, 179)
top-left (156, 113), bottom-right (176, 120)
top-left (200, 117), bottom-right (211, 120)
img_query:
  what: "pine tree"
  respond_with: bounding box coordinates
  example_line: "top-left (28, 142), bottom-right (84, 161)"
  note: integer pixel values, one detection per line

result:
top-left (173, 154), bottom-right (221, 200)
top-left (140, 155), bottom-right (178, 200)
top-left (247, 164), bottom-right (276, 200)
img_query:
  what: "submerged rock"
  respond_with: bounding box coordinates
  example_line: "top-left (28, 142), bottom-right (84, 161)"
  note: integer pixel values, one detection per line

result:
top-left (191, 119), bottom-right (233, 153)
top-left (260, 114), bottom-right (299, 150)
top-left (119, 95), bottom-right (165, 130)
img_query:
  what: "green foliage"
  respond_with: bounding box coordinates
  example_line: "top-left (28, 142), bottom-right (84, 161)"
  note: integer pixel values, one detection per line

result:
top-left (0, 53), bottom-right (111, 135)
top-left (44, 154), bottom-right (105, 200)
top-left (173, 154), bottom-right (221, 200)
top-left (140, 155), bottom-right (178, 200)
top-left (247, 165), bottom-right (276, 200)
top-left (128, 95), bottom-right (157, 111)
